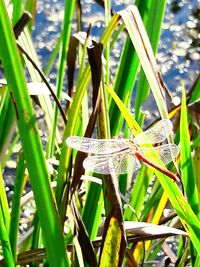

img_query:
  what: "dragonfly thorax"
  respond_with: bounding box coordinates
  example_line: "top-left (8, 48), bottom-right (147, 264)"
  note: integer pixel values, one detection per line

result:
top-left (128, 140), bottom-right (140, 154)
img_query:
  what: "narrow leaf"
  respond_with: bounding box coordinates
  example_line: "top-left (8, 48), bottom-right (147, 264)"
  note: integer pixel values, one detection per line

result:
top-left (180, 85), bottom-right (199, 216)
top-left (119, 5), bottom-right (168, 119)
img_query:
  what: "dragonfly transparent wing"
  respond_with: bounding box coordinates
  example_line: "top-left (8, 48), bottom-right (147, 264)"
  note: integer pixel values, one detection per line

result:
top-left (142, 144), bottom-right (179, 165)
top-left (83, 154), bottom-right (140, 174)
top-left (66, 136), bottom-right (130, 155)
top-left (134, 119), bottom-right (173, 145)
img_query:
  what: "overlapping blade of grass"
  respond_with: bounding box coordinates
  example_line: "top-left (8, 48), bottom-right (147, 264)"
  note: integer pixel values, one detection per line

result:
top-left (99, 216), bottom-right (126, 267)
top-left (124, 166), bottom-right (153, 221)
top-left (1, 134), bottom-right (19, 171)
top-left (135, 0), bottom-right (166, 124)
top-left (82, 181), bottom-right (103, 239)
top-left (113, 7), bottom-right (180, 257)
top-left (106, 83), bottom-right (200, 254)
top-left (0, 201), bottom-right (14, 266)
top-left (80, 42), bottom-right (104, 239)
top-left (9, 152), bottom-right (26, 262)
top-left (107, 83), bottom-right (171, 259)
top-left (188, 74), bottom-right (200, 103)
top-left (70, 199), bottom-right (98, 267)
top-left (106, 83), bottom-right (142, 135)
top-left (104, 0), bottom-right (111, 83)
top-left (107, 82), bottom-right (170, 228)
top-left (18, 29), bottom-right (58, 138)
top-left (119, 5), bottom-right (169, 120)
top-left (194, 255), bottom-right (200, 267)
top-left (11, 0), bottom-right (22, 25)
top-left (0, 2), bottom-right (70, 266)
top-left (0, 89), bottom-right (16, 160)
top-left (55, 13), bottom-right (121, 209)
top-left (193, 147), bottom-right (200, 208)
top-left (109, 37), bottom-right (138, 135)
top-left (96, 162), bottom-right (126, 266)
top-left (0, 165), bottom-right (10, 232)
top-left (180, 86), bottom-right (199, 216)
top-left (109, 0), bottom-right (153, 135)
top-left (24, 0), bottom-right (36, 31)
top-left (47, 0), bottom-right (75, 157)
top-left (139, 179), bottom-right (164, 222)
top-left (180, 86), bottom-right (200, 263)
top-left (44, 35), bottom-right (62, 76)
top-left (91, 36), bottom-right (127, 264)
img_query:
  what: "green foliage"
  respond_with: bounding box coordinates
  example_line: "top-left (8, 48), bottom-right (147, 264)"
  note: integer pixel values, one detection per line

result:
top-left (0, 0), bottom-right (200, 266)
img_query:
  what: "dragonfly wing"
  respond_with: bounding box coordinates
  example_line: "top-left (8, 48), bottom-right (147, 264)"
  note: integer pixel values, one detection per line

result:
top-left (83, 154), bottom-right (139, 175)
top-left (155, 144), bottom-right (179, 164)
top-left (142, 144), bottom-right (179, 165)
top-left (66, 136), bottom-right (129, 154)
top-left (134, 119), bottom-right (173, 145)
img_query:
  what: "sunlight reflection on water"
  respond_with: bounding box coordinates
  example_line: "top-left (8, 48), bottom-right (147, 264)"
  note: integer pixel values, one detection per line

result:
top-left (33, 0), bottom-right (199, 93)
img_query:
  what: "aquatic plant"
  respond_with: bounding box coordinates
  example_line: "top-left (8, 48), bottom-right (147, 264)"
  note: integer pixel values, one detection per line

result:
top-left (0, 0), bottom-right (200, 266)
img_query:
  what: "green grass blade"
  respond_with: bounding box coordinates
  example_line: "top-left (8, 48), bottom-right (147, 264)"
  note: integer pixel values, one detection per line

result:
top-left (180, 86), bottom-right (199, 216)
top-left (0, 164), bottom-right (14, 266)
top-left (135, 0), bottom-right (166, 124)
top-left (193, 146), bottom-right (200, 208)
top-left (120, 5), bottom-right (168, 119)
top-left (0, 91), bottom-right (16, 161)
top-left (109, 37), bottom-right (139, 135)
top-left (44, 35), bottom-right (62, 76)
top-left (139, 180), bottom-right (165, 223)
top-left (0, 206), bottom-right (14, 267)
top-left (104, 0), bottom-right (111, 83)
top-left (47, 0), bottom-right (75, 157)
top-left (24, 0), bottom-right (36, 31)
top-left (124, 166), bottom-right (152, 221)
top-left (1, 133), bottom-right (19, 170)
top-left (9, 152), bottom-right (26, 261)
top-left (18, 28), bottom-right (62, 145)
top-left (82, 182), bottom-right (103, 239)
top-left (11, 0), bottom-right (22, 25)
top-left (0, 2), bottom-right (70, 265)
top-left (106, 83), bottom-right (142, 135)
top-left (110, 0), bottom-right (152, 134)
top-left (56, 65), bottom-right (91, 208)
top-left (189, 75), bottom-right (200, 103)
top-left (0, 166), bottom-right (10, 232)
top-left (194, 255), bottom-right (200, 267)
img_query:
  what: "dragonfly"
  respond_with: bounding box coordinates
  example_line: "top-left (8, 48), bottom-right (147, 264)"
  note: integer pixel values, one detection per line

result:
top-left (66, 119), bottom-right (179, 182)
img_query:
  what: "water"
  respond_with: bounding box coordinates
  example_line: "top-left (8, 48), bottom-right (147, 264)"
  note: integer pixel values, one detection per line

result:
top-left (158, 0), bottom-right (199, 93)
top-left (33, 0), bottom-right (199, 96)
